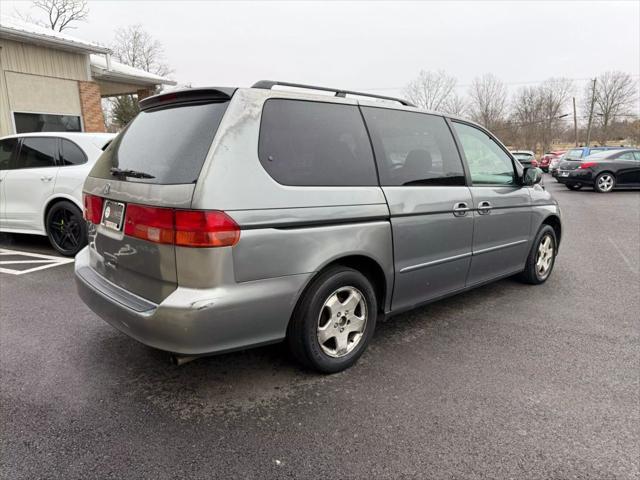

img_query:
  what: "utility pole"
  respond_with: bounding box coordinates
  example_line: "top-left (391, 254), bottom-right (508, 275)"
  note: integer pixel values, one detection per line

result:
top-left (585, 78), bottom-right (597, 147)
top-left (572, 97), bottom-right (578, 146)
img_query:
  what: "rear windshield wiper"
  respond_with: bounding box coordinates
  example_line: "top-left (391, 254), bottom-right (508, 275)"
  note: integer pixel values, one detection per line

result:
top-left (110, 167), bottom-right (155, 179)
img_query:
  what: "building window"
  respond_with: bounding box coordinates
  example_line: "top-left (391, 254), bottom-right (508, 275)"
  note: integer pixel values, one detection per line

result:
top-left (14, 112), bottom-right (81, 134)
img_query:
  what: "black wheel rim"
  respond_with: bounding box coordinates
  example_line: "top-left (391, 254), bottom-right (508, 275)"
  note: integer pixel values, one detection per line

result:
top-left (49, 208), bottom-right (82, 253)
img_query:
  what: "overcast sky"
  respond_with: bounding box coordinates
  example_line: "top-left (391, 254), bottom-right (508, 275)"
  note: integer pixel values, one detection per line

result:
top-left (4, 0), bottom-right (640, 100)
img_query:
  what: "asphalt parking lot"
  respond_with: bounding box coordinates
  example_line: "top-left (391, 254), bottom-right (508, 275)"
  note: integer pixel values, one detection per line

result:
top-left (1, 176), bottom-right (638, 479)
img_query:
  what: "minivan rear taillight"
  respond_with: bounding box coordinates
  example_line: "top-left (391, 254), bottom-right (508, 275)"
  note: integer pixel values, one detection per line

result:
top-left (124, 204), bottom-right (175, 244)
top-left (123, 204), bottom-right (240, 248)
top-left (175, 210), bottom-right (240, 247)
top-left (83, 194), bottom-right (104, 224)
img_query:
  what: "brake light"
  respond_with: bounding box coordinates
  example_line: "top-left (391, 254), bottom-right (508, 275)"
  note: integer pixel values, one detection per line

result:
top-left (124, 204), bottom-right (175, 244)
top-left (83, 194), bottom-right (103, 224)
top-left (122, 204), bottom-right (240, 248)
top-left (579, 162), bottom-right (598, 169)
top-left (175, 210), bottom-right (240, 247)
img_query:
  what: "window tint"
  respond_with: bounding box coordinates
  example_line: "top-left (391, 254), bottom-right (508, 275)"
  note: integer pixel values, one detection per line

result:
top-left (17, 138), bottom-right (58, 169)
top-left (0, 138), bottom-right (17, 170)
top-left (566, 148), bottom-right (584, 160)
top-left (60, 139), bottom-right (87, 165)
top-left (14, 113), bottom-right (81, 134)
top-left (452, 122), bottom-right (515, 185)
top-left (361, 107), bottom-right (465, 186)
top-left (91, 102), bottom-right (228, 184)
top-left (258, 99), bottom-right (377, 186)
top-left (617, 152), bottom-right (636, 161)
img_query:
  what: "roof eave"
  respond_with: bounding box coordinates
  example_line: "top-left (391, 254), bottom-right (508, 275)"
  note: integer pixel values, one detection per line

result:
top-left (0, 27), bottom-right (111, 54)
top-left (91, 66), bottom-right (177, 87)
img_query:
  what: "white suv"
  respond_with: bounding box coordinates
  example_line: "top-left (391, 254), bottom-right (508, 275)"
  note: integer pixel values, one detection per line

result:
top-left (0, 132), bottom-right (115, 255)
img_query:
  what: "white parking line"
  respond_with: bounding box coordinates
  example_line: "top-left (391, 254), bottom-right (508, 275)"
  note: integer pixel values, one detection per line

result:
top-left (608, 238), bottom-right (639, 276)
top-left (0, 248), bottom-right (74, 275)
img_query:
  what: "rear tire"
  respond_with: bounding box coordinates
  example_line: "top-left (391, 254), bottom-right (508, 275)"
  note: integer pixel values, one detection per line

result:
top-left (594, 172), bottom-right (615, 193)
top-left (45, 201), bottom-right (87, 256)
top-left (287, 266), bottom-right (377, 373)
top-left (566, 183), bottom-right (582, 190)
top-left (518, 225), bottom-right (557, 285)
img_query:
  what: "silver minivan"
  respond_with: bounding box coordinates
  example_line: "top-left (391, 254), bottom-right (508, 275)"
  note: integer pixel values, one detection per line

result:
top-left (75, 81), bottom-right (561, 373)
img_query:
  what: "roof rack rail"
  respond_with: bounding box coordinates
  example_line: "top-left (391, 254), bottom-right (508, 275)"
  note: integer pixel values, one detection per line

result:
top-left (252, 80), bottom-right (415, 107)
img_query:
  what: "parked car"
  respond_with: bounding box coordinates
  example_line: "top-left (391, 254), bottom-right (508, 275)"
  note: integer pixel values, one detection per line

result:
top-left (549, 153), bottom-right (567, 177)
top-left (75, 81), bottom-right (562, 373)
top-left (557, 149), bottom-right (640, 192)
top-left (554, 146), bottom-right (623, 180)
top-left (0, 132), bottom-right (115, 255)
top-left (511, 150), bottom-right (538, 168)
top-left (540, 150), bottom-right (566, 173)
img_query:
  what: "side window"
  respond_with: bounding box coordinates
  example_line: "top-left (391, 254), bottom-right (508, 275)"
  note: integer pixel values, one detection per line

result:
top-left (452, 122), bottom-right (515, 186)
top-left (16, 138), bottom-right (58, 169)
top-left (60, 139), bottom-right (87, 166)
top-left (258, 99), bottom-right (377, 186)
top-left (361, 107), bottom-right (465, 186)
top-left (634, 152), bottom-right (640, 161)
top-left (617, 152), bottom-right (635, 161)
top-left (0, 138), bottom-right (18, 170)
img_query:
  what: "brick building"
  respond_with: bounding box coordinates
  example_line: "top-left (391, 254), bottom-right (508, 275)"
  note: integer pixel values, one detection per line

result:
top-left (0, 16), bottom-right (176, 137)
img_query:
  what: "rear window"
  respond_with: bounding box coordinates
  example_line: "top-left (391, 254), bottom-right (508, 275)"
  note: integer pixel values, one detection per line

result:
top-left (565, 148), bottom-right (584, 160)
top-left (258, 99), bottom-right (377, 186)
top-left (91, 102), bottom-right (229, 184)
top-left (513, 152), bottom-right (534, 160)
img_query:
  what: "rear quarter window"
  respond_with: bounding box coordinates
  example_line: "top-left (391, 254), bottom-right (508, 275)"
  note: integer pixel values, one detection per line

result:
top-left (258, 99), bottom-right (377, 186)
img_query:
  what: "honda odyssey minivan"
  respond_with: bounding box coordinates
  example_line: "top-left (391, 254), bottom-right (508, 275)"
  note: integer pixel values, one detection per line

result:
top-left (75, 81), bottom-right (561, 373)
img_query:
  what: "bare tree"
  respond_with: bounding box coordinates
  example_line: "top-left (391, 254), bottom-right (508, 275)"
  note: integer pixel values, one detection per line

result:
top-left (403, 70), bottom-right (457, 111)
top-left (586, 71), bottom-right (638, 144)
top-left (538, 78), bottom-right (573, 151)
top-left (511, 86), bottom-right (542, 150)
top-left (109, 25), bottom-right (172, 128)
top-left (112, 25), bottom-right (171, 77)
top-left (467, 74), bottom-right (508, 130)
top-left (33, 0), bottom-right (88, 31)
top-left (442, 93), bottom-right (467, 117)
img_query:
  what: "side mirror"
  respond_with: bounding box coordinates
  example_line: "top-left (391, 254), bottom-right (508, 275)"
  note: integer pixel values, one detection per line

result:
top-left (523, 167), bottom-right (542, 186)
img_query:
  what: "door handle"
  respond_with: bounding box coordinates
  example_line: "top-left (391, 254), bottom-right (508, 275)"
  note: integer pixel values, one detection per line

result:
top-left (477, 201), bottom-right (492, 214)
top-left (453, 202), bottom-right (470, 217)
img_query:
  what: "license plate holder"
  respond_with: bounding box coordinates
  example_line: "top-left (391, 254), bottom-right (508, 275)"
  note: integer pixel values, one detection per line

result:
top-left (101, 200), bottom-right (126, 231)
top-left (560, 171), bottom-right (569, 177)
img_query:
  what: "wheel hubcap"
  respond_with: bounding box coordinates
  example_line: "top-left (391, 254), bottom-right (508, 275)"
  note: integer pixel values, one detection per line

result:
top-left (50, 209), bottom-right (81, 252)
top-left (317, 286), bottom-right (367, 358)
top-left (535, 235), bottom-right (554, 278)
top-left (597, 175), bottom-right (613, 191)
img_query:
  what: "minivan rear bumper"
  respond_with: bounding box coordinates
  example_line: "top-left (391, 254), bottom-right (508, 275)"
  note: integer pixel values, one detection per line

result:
top-left (75, 247), bottom-right (310, 355)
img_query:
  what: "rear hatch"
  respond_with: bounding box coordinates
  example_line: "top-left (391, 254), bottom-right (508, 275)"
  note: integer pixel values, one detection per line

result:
top-left (83, 89), bottom-right (233, 303)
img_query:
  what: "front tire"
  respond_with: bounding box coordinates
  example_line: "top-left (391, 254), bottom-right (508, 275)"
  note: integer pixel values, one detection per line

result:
top-left (594, 172), bottom-right (615, 193)
top-left (45, 201), bottom-right (87, 256)
top-left (287, 266), bottom-right (377, 373)
top-left (518, 225), bottom-right (557, 285)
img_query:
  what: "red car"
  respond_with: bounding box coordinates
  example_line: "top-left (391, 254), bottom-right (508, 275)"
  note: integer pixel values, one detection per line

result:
top-left (540, 150), bottom-right (566, 173)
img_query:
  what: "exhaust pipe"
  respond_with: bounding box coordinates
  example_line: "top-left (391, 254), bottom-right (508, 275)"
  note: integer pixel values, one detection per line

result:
top-left (169, 354), bottom-right (199, 366)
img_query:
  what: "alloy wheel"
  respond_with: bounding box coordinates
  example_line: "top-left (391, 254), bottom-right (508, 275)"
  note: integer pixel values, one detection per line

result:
top-left (535, 234), bottom-right (554, 279)
top-left (597, 174), bottom-right (614, 192)
top-left (49, 208), bottom-right (82, 253)
top-left (317, 286), bottom-right (367, 358)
